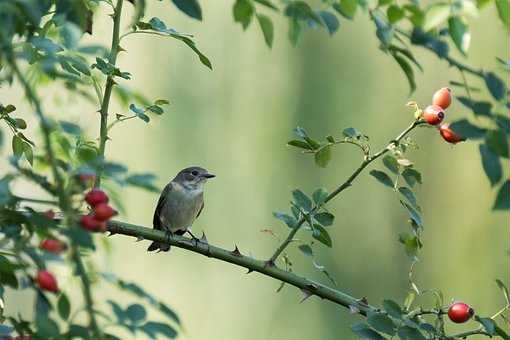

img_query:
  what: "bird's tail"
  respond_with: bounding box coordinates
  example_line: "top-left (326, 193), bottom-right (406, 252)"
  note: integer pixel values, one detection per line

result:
top-left (147, 242), bottom-right (171, 252)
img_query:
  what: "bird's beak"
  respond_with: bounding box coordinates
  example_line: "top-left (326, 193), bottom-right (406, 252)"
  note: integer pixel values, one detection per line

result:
top-left (201, 173), bottom-right (215, 179)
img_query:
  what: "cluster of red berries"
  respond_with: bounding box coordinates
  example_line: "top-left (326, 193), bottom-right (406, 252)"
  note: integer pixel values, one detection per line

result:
top-left (422, 87), bottom-right (466, 144)
top-left (80, 188), bottom-right (118, 232)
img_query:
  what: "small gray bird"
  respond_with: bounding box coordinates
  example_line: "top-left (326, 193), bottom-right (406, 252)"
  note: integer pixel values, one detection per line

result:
top-left (148, 166), bottom-right (215, 252)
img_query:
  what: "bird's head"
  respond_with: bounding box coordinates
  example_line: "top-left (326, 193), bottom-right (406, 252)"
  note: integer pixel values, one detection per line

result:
top-left (174, 166), bottom-right (215, 190)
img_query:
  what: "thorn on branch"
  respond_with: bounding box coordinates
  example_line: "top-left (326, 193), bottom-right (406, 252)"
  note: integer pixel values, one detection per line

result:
top-left (264, 260), bottom-right (275, 268)
top-left (230, 245), bottom-right (242, 257)
top-left (135, 236), bottom-right (144, 242)
top-left (200, 231), bottom-right (208, 244)
top-left (300, 289), bottom-right (313, 303)
top-left (246, 268), bottom-right (254, 274)
top-left (349, 305), bottom-right (360, 314)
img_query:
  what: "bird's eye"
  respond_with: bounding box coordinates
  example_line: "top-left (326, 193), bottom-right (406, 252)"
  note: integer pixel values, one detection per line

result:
top-left (191, 170), bottom-right (199, 176)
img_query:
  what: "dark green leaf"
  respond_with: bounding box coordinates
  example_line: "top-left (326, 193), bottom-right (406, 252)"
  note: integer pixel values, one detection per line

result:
top-left (342, 127), bottom-right (361, 138)
top-left (126, 304), bottom-right (146, 324)
top-left (382, 155), bottom-right (399, 174)
top-left (292, 189), bottom-right (312, 212)
top-left (398, 326), bottom-right (426, 340)
top-left (314, 212), bottom-right (334, 226)
top-left (369, 170), bottom-right (394, 188)
top-left (333, 0), bottom-right (358, 20)
top-left (387, 5), bottom-right (406, 23)
top-left (172, 0), bottom-right (202, 20)
top-left (315, 146), bottom-right (332, 167)
top-left (479, 144), bottom-right (502, 186)
top-left (233, 0), bottom-right (254, 29)
top-left (448, 16), bottom-right (470, 55)
top-left (312, 224), bottom-right (332, 247)
top-left (485, 72), bottom-right (506, 101)
top-left (107, 300), bottom-right (126, 323)
top-left (287, 140), bottom-right (313, 150)
top-left (31, 36), bottom-right (63, 54)
top-left (294, 126), bottom-right (308, 139)
top-left (496, 279), bottom-right (510, 304)
top-left (367, 313), bottom-right (396, 336)
top-left (312, 188), bottom-right (328, 205)
top-left (450, 119), bottom-right (486, 139)
top-left (374, 15), bottom-right (393, 47)
top-left (318, 11), bottom-right (340, 35)
top-left (402, 168), bottom-right (422, 187)
top-left (457, 96), bottom-right (492, 116)
top-left (273, 212), bottom-right (297, 228)
top-left (383, 299), bottom-right (402, 319)
top-left (494, 180), bottom-right (510, 210)
top-left (12, 135), bottom-right (23, 157)
top-left (399, 232), bottom-right (420, 258)
top-left (298, 244), bottom-right (313, 257)
top-left (351, 323), bottom-right (384, 339)
top-left (401, 201), bottom-right (423, 227)
top-left (486, 129), bottom-right (509, 158)
top-left (496, 0), bottom-right (510, 31)
top-left (129, 104), bottom-right (150, 123)
top-left (126, 173), bottom-right (159, 192)
top-left (57, 293), bottom-right (71, 320)
top-left (257, 14), bottom-right (274, 47)
top-left (141, 322), bottom-right (177, 338)
top-left (399, 187), bottom-right (419, 210)
top-left (476, 316), bottom-right (496, 335)
top-left (393, 53), bottom-right (416, 93)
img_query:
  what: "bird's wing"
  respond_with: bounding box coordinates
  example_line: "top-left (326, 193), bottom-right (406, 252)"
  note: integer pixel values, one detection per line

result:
top-left (196, 201), bottom-right (204, 219)
top-left (153, 184), bottom-right (171, 230)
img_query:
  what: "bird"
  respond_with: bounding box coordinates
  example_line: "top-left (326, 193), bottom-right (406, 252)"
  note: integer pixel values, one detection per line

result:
top-left (147, 166), bottom-right (215, 252)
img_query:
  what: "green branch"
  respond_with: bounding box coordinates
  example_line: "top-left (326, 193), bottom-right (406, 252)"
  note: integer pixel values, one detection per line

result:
top-left (106, 220), bottom-right (378, 316)
top-left (95, 0), bottom-right (125, 187)
top-left (268, 120), bottom-right (423, 263)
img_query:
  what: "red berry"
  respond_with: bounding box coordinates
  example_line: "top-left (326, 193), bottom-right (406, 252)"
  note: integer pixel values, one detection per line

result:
top-left (432, 87), bottom-right (452, 110)
top-left (80, 214), bottom-right (107, 232)
top-left (77, 172), bottom-right (96, 185)
top-left (40, 239), bottom-right (66, 254)
top-left (36, 270), bottom-right (59, 293)
top-left (423, 105), bottom-right (445, 125)
top-left (439, 123), bottom-right (466, 144)
top-left (44, 210), bottom-right (55, 220)
top-left (84, 188), bottom-right (109, 207)
top-left (93, 203), bottom-right (118, 221)
top-left (448, 302), bottom-right (474, 323)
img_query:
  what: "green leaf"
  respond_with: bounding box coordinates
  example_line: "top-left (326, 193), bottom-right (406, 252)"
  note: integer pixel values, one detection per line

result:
top-left (450, 119), bottom-right (486, 139)
top-left (399, 187), bottom-right (419, 210)
top-left (312, 188), bottom-right (328, 205)
top-left (314, 212), bottom-right (334, 226)
top-left (273, 212), bottom-right (298, 228)
top-left (126, 173), bottom-right (159, 192)
top-left (494, 180), bottom-right (510, 210)
top-left (257, 14), bottom-right (274, 47)
top-left (312, 224), bottom-right (332, 247)
top-left (333, 0), bottom-right (358, 20)
top-left (292, 189), bottom-right (313, 212)
top-left (374, 15), bottom-right (393, 47)
top-left (401, 201), bottom-right (423, 227)
top-left (496, 0), bottom-right (510, 31)
top-left (233, 0), bottom-right (254, 29)
top-left (155, 99), bottom-right (170, 105)
top-left (457, 96), bottom-right (492, 116)
top-left (129, 103), bottom-right (150, 123)
top-left (496, 279), bottom-right (510, 304)
top-left (382, 155), bottom-right (399, 174)
top-left (315, 146), bottom-right (332, 167)
top-left (141, 322), bottom-right (177, 338)
top-left (287, 140), bottom-right (313, 150)
top-left (367, 313), bottom-right (396, 336)
top-left (480, 144), bottom-right (502, 186)
top-left (351, 323), bottom-right (384, 339)
top-left (485, 72), bottom-right (507, 101)
top-left (11, 135), bottom-right (23, 158)
top-left (476, 316), bottom-right (496, 335)
top-left (369, 170), bottom-right (394, 188)
top-left (402, 168), bottom-right (422, 187)
top-left (387, 5), bottom-right (406, 23)
top-left (342, 127), bottom-right (362, 138)
top-left (448, 16), bottom-right (470, 55)
top-left (399, 232), bottom-right (420, 258)
top-left (57, 293), bottom-right (71, 320)
top-left (382, 299), bottom-right (403, 319)
top-left (393, 53), bottom-right (416, 93)
top-left (423, 3), bottom-right (450, 31)
top-left (318, 11), bottom-right (340, 35)
top-left (172, 0), bottom-right (202, 20)
top-left (298, 244), bottom-right (313, 257)
top-left (486, 129), bottom-right (509, 158)
top-left (398, 326), bottom-right (426, 340)
top-left (126, 304), bottom-right (147, 324)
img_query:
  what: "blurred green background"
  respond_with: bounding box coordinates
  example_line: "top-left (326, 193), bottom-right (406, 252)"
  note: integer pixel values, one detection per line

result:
top-left (2, 1), bottom-right (510, 339)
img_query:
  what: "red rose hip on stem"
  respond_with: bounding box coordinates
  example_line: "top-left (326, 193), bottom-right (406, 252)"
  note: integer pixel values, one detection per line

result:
top-left (423, 105), bottom-right (445, 125)
top-left (93, 203), bottom-right (117, 221)
top-left (448, 301), bottom-right (474, 323)
top-left (84, 188), bottom-right (109, 207)
top-left (80, 214), bottom-right (107, 232)
top-left (40, 239), bottom-right (66, 253)
top-left (432, 87), bottom-right (452, 109)
top-left (439, 123), bottom-right (466, 144)
top-left (36, 270), bottom-right (59, 293)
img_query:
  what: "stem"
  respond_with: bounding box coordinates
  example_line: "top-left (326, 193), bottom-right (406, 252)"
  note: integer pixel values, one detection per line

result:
top-left (72, 249), bottom-right (103, 339)
top-left (12, 195), bottom-right (58, 205)
top-left (106, 220), bottom-right (378, 316)
top-left (448, 329), bottom-right (490, 339)
top-left (95, 0), bottom-right (124, 187)
top-left (269, 120), bottom-right (422, 263)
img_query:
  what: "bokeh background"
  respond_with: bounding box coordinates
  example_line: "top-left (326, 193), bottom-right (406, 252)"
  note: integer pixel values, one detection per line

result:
top-left (1, 1), bottom-right (509, 339)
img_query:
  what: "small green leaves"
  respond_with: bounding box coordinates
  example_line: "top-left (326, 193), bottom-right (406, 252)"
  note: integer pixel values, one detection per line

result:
top-left (287, 140), bottom-right (313, 150)
top-left (172, 0), bottom-right (202, 20)
top-left (399, 232), bottom-right (421, 258)
top-left (448, 16), bottom-right (470, 55)
top-left (423, 3), bottom-right (450, 31)
top-left (273, 212), bottom-right (298, 228)
top-left (129, 104), bottom-right (150, 123)
top-left (382, 155), bottom-right (399, 174)
top-left (314, 146), bottom-right (331, 167)
top-left (496, 0), bottom-right (510, 31)
top-left (126, 304), bottom-right (147, 324)
top-left (387, 5), bottom-right (406, 24)
top-left (334, 0), bottom-right (358, 20)
top-left (382, 299), bottom-right (402, 319)
top-left (351, 322), bottom-right (384, 339)
top-left (398, 326), bottom-right (426, 340)
top-left (292, 189), bottom-right (312, 212)
top-left (367, 312), bottom-right (396, 336)
top-left (399, 187), bottom-right (419, 210)
top-left (312, 224), bottom-right (332, 247)
top-left (402, 168), bottom-right (422, 188)
top-left (257, 14), bottom-right (274, 47)
top-left (318, 11), bottom-right (340, 35)
top-left (479, 144), bottom-right (502, 186)
top-left (93, 57), bottom-right (131, 79)
top-left (342, 127), bottom-right (362, 138)
top-left (369, 170), bottom-right (394, 188)
top-left (486, 129), bottom-right (509, 158)
top-left (493, 180), bottom-right (510, 210)
top-left (314, 212), bottom-right (334, 226)
top-left (312, 188), bottom-right (328, 205)
top-left (298, 244), bottom-right (313, 257)
top-left (233, 0), bottom-right (254, 29)
top-left (485, 72), bottom-right (507, 101)
top-left (57, 293), bottom-right (71, 320)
